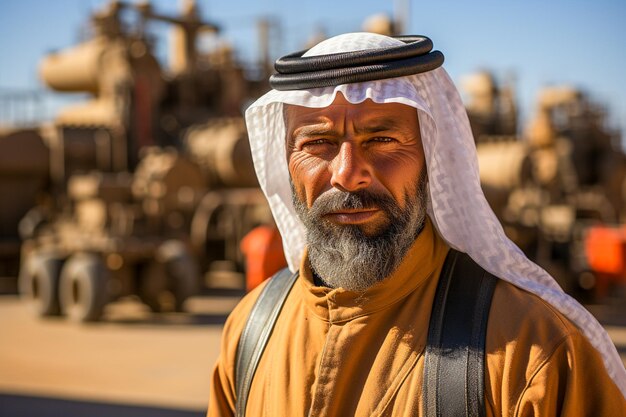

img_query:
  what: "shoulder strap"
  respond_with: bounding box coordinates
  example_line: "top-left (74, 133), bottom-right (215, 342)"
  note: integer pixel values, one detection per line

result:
top-left (234, 267), bottom-right (298, 417)
top-left (423, 250), bottom-right (497, 417)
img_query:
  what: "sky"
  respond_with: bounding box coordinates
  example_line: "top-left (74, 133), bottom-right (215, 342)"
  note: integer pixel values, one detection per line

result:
top-left (0, 0), bottom-right (624, 139)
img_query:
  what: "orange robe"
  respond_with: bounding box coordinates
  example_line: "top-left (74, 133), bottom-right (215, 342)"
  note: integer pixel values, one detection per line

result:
top-left (208, 218), bottom-right (626, 416)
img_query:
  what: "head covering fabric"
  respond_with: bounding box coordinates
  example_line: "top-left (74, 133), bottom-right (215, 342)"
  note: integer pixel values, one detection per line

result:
top-left (244, 32), bottom-right (626, 397)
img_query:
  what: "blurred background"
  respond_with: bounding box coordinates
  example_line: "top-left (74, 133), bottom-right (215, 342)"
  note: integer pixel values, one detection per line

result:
top-left (0, 0), bottom-right (625, 416)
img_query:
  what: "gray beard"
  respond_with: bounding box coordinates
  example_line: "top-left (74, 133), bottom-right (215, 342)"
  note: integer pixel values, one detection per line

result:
top-left (292, 172), bottom-right (428, 293)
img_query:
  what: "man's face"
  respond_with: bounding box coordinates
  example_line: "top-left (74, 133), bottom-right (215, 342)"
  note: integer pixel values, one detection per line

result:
top-left (285, 93), bottom-right (426, 236)
top-left (285, 93), bottom-right (428, 292)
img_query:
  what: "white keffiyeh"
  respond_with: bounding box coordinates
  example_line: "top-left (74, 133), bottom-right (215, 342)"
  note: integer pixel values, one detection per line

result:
top-left (244, 32), bottom-right (626, 397)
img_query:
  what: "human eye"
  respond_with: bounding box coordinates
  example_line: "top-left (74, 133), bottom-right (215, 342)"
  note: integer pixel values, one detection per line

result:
top-left (366, 136), bottom-right (397, 146)
top-left (299, 138), bottom-right (334, 151)
top-left (305, 138), bottom-right (329, 145)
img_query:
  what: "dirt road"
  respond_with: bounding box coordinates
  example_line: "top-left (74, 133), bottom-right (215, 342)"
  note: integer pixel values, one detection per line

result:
top-left (0, 293), bottom-right (243, 416)
top-left (1, 293), bottom-right (625, 417)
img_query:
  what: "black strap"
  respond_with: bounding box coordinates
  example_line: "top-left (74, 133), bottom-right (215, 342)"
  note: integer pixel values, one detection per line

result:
top-left (233, 251), bottom-right (496, 417)
top-left (234, 267), bottom-right (298, 417)
top-left (423, 250), bottom-right (497, 417)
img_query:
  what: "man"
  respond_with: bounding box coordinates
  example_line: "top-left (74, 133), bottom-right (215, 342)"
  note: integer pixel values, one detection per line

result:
top-left (208, 33), bottom-right (626, 416)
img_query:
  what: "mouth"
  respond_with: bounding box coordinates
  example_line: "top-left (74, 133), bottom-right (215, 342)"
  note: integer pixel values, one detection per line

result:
top-left (323, 208), bottom-right (381, 225)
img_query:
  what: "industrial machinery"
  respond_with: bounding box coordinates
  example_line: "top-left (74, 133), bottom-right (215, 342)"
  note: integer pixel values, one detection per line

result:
top-left (5, 3), bottom-right (625, 321)
top-left (463, 72), bottom-right (626, 296)
top-left (0, 128), bottom-right (49, 283)
top-left (4, 0), bottom-right (274, 322)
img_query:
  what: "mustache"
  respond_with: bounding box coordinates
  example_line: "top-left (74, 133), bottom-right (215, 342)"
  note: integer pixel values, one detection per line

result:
top-left (308, 189), bottom-right (399, 219)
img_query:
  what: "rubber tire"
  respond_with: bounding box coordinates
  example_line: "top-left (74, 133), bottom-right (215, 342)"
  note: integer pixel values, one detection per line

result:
top-left (140, 240), bottom-right (199, 313)
top-left (59, 254), bottom-right (108, 323)
top-left (18, 253), bottom-right (63, 317)
top-left (164, 241), bottom-right (199, 312)
top-left (139, 261), bottom-right (169, 313)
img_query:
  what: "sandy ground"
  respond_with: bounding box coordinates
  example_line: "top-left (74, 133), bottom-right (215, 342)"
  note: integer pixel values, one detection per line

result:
top-left (0, 293), bottom-right (242, 415)
top-left (0, 293), bottom-right (625, 416)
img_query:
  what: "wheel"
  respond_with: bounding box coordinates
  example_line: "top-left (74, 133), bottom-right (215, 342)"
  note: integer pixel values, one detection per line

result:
top-left (138, 260), bottom-right (169, 313)
top-left (18, 252), bottom-right (63, 317)
top-left (162, 240), bottom-right (199, 312)
top-left (139, 240), bottom-right (199, 313)
top-left (59, 254), bottom-right (108, 323)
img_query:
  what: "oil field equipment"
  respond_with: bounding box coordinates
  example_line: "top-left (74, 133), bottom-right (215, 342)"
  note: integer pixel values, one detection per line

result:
top-left (463, 72), bottom-right (626, 297)
top-left (5, 8), bottom-right (626, 322)
top-left (4, 0), bottom-right (274, 322)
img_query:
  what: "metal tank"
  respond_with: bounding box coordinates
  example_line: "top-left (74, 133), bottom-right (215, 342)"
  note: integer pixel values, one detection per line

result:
top-left (463, 72), bottom-right (626, 296)
top-left (0, 128), bottom-right (49, 285)
top-left (522, 87), bottom-right (626, 295)
top-left (12, 0), bottom-right (274, 322)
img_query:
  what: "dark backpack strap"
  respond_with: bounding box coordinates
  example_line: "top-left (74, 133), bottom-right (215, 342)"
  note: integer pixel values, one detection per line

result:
top-left (423, 250), bottom-right (497, 417)
top-left (234, 267), bottom-right (298, 417)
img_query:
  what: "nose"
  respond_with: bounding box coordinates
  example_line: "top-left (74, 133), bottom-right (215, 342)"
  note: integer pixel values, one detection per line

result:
top-left (330, 142), bottom-right (372, 192)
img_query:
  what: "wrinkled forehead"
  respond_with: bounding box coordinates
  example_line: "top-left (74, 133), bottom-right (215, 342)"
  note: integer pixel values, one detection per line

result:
top-left (283, 93), bottom-right (421, 137)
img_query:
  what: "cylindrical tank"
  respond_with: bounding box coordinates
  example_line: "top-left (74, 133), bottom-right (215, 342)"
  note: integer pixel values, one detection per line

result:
top-left (184, 118), bottom-right (258, 187)
top-left (461, 71), bottom-right (496, 116)
top-left (0, 128), bottom-right (49, 238)
top-left (476, 139), bottom-right (530, 217)
top-left (477, 140), bottom-right (529, 190)
top-left (39, 39), bottom-right (107, 94)
top-left (132, 148), bottom-right (206, 216)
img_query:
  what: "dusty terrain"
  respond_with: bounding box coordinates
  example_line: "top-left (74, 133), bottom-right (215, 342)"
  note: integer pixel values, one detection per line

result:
top-left (0, 292), bottom-right (243, 416)
top-left (1, 292), bottom-right (625, 417)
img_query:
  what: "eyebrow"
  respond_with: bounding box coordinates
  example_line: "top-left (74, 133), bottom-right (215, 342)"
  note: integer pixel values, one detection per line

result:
top-left (292, 124), bottom-right (340, 142)
top-left (290, 117), bottom-right (410, 143)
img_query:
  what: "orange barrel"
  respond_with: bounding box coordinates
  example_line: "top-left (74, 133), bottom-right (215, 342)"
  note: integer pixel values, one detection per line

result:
top-left (584, 225), bottom-right (626, 282)
top-left (240, 226), bottom-right (288, 292)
